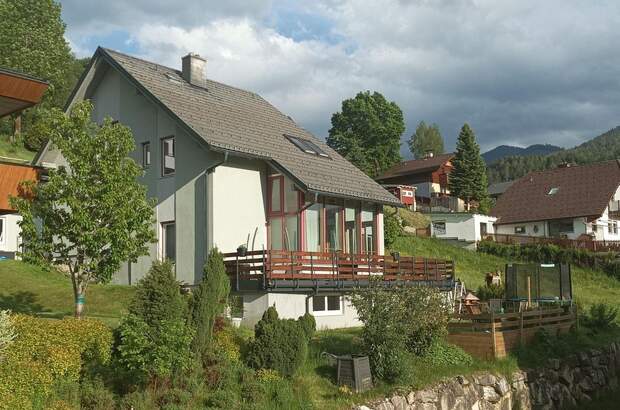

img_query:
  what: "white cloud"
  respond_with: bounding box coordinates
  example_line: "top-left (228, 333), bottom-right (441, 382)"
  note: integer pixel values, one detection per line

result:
top-left (61, 0), bottom-right (620, 153)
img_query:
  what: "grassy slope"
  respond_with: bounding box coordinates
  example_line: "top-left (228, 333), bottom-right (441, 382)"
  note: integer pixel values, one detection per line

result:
top-left (0, 260), bottom-right (134, 325)
top-left (392, 236), bottom-right (620, 308)
top-left (0, 135), bottom-right (36, 162)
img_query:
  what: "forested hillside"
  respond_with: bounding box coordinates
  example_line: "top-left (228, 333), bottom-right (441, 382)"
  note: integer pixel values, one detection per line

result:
top-left (487, 126), bottom-right (620, 183)
top-left (482, 144), bottom-right (562, 164)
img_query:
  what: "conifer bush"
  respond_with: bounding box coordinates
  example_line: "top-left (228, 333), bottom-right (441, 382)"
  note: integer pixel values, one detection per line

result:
top-left (245, 307), bottom-right (308, 377)
top-left (297, 313), bottom-right (316, 341)
top-left (117, 260), bottom-right (193, 384)
top-left (190, 247), bottom-right (231, 362)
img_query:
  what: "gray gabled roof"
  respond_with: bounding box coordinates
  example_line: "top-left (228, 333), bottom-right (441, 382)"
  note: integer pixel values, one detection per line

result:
top-left (87, 48), bottom-right (399, 206)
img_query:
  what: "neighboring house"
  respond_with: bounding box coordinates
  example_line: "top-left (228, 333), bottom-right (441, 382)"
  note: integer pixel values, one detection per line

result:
top-left (430, 213), bottom-right (497, 244)
top-left (375, 153), bottom-right (465, 212)
top-left (0, 67), bottom-right (48, 258)
top-left (383, 185), bottom-right (416, 210)
top-left (491, 161), bottom-right (620, 240)
top-left (0, 66), bottom-right (48, 118)
top-left (35, 48), bottom-right (455, 329)
top-left (488, 180), bottom-right (515, 201)
top-left (0, 163), bottom-right (39, 258)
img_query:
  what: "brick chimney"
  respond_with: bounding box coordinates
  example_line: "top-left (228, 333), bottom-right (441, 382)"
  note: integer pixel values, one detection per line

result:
top-left (181, 53), bottom-right (206, 87)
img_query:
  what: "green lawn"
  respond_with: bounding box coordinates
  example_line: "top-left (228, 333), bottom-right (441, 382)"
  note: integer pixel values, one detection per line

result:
top-left (0, 135), bottom-right (36, 162)
top-left (0, 259), bottom-right (134, 325)
top-left (392, 236), bottom-right (620, 308)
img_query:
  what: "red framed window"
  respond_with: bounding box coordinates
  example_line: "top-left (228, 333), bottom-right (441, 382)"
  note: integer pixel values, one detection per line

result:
top-left (267, 175), bottom-right (302, 250)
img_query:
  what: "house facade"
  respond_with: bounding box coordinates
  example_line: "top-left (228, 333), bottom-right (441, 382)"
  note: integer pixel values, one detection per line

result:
top-left (375, 153), bottom-right (465, 212)
top-left (35, 48), bottom-right (430, 328)
top-left (430, 213), bottom-right (497, 243)
top-left (491, 162), bottom-right (620, 241)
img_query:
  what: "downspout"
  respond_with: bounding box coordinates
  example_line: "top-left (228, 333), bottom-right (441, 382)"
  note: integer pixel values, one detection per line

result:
top-left (205, 152), bottom-right (230, 253)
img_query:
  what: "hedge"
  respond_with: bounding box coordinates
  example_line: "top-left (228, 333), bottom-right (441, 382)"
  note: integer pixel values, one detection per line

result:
top-left (0, 314), bottom-right (113, 410)
top-left (477, 240), bottom-right (620, 279)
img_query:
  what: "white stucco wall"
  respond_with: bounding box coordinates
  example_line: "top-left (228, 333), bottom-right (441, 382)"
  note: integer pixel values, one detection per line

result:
top-left (212, 158), bottom-right (267, 254)
top-left (430, 213), bottom-right (496, 242)
top-left (495, 218), bottom-right (588, 240)
top-left (0, 213), bottom-right (22, 255)
top-left (240, 292), bottom-right (362, 329)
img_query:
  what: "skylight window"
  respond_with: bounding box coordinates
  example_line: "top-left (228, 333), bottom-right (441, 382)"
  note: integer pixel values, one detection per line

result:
top-left (548, 187), bottom-right (559, 195)
top-left (285, 134), bottom-right (331, 158)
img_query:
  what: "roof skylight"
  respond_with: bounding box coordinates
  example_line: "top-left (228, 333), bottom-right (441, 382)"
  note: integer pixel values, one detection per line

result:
top-left (548, 187), bottom-right (559, 195)
top-left (285, 134), bottom-right (330, 158)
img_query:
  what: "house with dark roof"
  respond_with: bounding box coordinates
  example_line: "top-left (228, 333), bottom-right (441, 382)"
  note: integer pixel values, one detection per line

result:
top-left (491, 161), bottom-right (620, 240)
top-left (375, 152), bottom-right (466, 212)
top-left (33, 48), bottom-right (458, 329)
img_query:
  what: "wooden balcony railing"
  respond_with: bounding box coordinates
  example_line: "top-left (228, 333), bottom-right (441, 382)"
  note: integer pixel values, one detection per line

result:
top-left (484, 233), bottom-right (620, 253)
top-left (222, 250), bottom-right (455, 292)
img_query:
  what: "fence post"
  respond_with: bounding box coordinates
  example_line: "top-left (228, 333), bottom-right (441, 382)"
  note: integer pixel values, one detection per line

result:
top-left (491, 310), bottom-right (497, 359)
top-left (519, 310), bottom-right (524, 346)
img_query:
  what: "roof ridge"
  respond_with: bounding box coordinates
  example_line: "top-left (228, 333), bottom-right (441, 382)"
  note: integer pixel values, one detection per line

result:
top-left (101, 47), bottom-right (262, 99)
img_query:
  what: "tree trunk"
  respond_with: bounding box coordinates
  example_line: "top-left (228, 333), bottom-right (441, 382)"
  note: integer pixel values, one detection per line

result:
top-left (73, 278), bottom-right (87, 319)
top-left (11, 115), bottom-right (21, 144)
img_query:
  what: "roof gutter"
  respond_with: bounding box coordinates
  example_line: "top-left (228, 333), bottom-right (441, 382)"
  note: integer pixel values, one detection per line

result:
top-left (306, 187), bottom-right (404, 208)
top-left (206, 151), bottom-right (229, 174)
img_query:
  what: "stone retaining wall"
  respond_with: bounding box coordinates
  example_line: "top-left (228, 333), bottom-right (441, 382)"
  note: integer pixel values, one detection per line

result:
top-left (355, 341), bottom-right (620, 410)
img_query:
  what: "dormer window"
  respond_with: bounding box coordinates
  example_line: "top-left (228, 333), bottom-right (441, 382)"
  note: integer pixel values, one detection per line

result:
top-left (548, 187), bottom-right (559, 196)
top-left (285, 134), bottom-right (330, 158)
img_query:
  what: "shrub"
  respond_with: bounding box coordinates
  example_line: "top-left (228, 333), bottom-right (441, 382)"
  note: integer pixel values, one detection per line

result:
top-left (350, 283), bottom-right (450, 381)
top-left (384, 210), bottom-right (403, 248)
top-left (0, 315), bottom-right (112, 409)
top-left (190, 247), bottom-right (231, 362)
top-left (583, 303), bottom-right (618, 331)
top-left (297, 313), bottom-right (316, 341)
top-left (0, 310), bottom-right (16, 360)
top-left (128, 260), bottom-right (187, 327)
top-left (476, 283), bottom-right (504, 301)
top-left (117, 261), bottom-right (193, 384)
top-left (422, 341), bottom-right (474, 367)
top-left (79, 378), bottom-right (116, 410)
top-left (245, 307), bottom-right (308, 377)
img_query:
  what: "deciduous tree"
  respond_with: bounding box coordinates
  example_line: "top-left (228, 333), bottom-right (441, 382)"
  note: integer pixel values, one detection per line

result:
top-left (408, 121), bottom-right (444, 159)
top-left (11, 101), bottom-right (155, 318)
top-left (327, 91), bottom-right (404, 177)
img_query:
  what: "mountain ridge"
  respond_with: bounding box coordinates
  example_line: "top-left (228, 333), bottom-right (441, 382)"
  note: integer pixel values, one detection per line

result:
top-left (482, 144), bottom-right (562, 164)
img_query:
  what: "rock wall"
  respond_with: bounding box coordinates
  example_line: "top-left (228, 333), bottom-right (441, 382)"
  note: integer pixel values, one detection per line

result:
top-left (355, 341), bottom-right (620, 410)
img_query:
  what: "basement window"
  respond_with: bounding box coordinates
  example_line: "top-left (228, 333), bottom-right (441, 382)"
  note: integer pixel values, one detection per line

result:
top-left (285, 134), bottom-right (330, 158)
top-left (311, 295), bottom-right (342, 316)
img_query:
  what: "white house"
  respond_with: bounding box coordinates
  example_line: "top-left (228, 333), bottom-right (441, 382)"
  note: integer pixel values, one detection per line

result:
top-left (35, 48), bottom-right (455, 329)
top-left (491, 161), bottom-right (620, 241)
top-left (429, 212), bottom-right (497, 243)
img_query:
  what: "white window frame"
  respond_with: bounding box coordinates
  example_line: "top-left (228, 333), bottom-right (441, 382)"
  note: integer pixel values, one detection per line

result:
top-left (310, 295), bottom-right (344, 316)
top-left (515, 226), bottom-right (526, 234)
top-left (161, 136), bottom-right (175, 176)
top-left (161, 221), bottom-right (176, 262)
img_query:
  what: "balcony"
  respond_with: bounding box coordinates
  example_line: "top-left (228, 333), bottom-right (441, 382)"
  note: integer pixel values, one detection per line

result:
top-left (223, 250), bottom-right (455, 292)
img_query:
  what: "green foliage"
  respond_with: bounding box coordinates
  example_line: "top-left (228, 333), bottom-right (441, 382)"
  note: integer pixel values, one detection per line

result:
top-left (297, 312), bottom-right (317, 341)
top-left (448, 123), bottom-right (489, 210)
top-left (476, 283), bottom-right (505, 301)
top-left (11, 101), bottom-right (155, 317)
top-left (0, 310), bottom-right (15, 358)
top-left (350, 283), bottom-right (450, 381)
top-left (384, 210), bottom-right (404, 249)
top-left (245, 307), bottom-right (308, 377)
top-left (190, 248), bottom-right (231, 362)
top-left (408, 121), bottom-right (444, 159)
top-left (129, 260), bottom-right (186, 326)
top-left (79, 378), bottom-right (116, 410)
top-left (487, 126), bottom-right (620, 183)
top-left (584, 303), bottom-right (618, 331)
top-left (422, 340), bottom-right (474, 367)
top-left (117, 261), bottom-right (193, 384)
top-left (0, 314), bottom-right (112, 409)
top-left (327, 91), bottom-right (404, 177)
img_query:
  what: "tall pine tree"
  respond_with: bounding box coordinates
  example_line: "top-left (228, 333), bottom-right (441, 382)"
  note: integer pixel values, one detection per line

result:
top-left (448, 124), bottom-right (489, 212)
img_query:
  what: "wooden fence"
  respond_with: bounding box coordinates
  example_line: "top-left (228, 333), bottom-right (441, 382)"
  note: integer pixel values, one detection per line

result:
top-left (485, 233), bottom-right (620, 253)
top-left (447, 307), bottom-right (576, 360)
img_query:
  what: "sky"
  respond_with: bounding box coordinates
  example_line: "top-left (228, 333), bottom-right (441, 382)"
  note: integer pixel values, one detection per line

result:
top-left (59, 0), bottom-right (620, 156)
